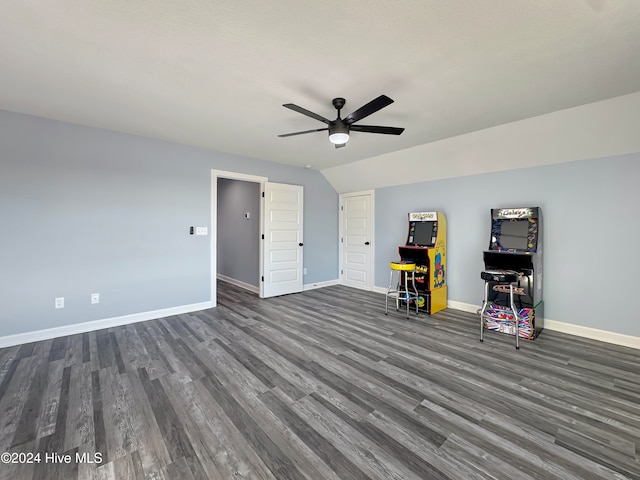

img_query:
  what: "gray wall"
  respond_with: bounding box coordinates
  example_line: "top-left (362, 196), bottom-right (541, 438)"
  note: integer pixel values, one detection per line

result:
top-left (0, 110), bottom-right (338, 337)
top-left (217, 178), bottom-right (260, 287)
top-left (375, 155), bottom-right (640, 337)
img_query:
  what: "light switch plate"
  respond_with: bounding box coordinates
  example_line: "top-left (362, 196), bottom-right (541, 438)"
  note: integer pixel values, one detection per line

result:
top-left (195, 227), bottom-right (208, 236)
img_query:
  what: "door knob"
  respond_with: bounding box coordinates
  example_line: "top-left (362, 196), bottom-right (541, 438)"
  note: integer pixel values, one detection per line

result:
top-left (299, 243), bottom-right (304, 246)
top-left (364, 241), bottom-right (370, 245)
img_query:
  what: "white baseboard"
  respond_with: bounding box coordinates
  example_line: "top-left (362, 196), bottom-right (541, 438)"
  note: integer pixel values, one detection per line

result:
top-left (304, 279), bottom-right (340, 291)
top-left (217, 274), bottom-right (259, 294)
top-left (542, 319), bottom-right (640, 349)
top-left (0, 301), bottom-right (213, 349)
top-left (446, 300), bottom-right (640, 350)
top-left (447, 300), bottom-right (479, 314)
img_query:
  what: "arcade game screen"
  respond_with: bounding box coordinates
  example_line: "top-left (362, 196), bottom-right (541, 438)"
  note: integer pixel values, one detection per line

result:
top-left (412, 221), bottom-right (435, 246)
top-left (497, 219), bottom-right (529, 250)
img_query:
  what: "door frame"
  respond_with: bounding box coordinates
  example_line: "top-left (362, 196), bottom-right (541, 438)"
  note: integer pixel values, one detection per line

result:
top-left (211, 170), bottom-right (267, 307)
top-left (339, 190), bottom-right (375, 290)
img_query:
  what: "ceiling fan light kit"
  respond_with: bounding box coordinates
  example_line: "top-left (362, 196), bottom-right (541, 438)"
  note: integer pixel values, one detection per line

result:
top-left (279, 95), bottom-right (404, 148)
top-left (328, 125), bottom-right (349, 145)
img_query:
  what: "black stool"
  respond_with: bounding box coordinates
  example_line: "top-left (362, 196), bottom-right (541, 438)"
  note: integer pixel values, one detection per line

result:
top-left (479, 270), bottom-right (521, 349)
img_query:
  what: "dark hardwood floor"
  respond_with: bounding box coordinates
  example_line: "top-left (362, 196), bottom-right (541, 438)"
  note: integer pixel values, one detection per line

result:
top-left (1, 281), bottom-right (639, 479)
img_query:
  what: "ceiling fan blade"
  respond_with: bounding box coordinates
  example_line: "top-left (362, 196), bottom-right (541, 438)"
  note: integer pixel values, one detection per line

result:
top-left (278, 127), bottom-right (328, 137)
top-left (343, 95), bottom-right (394, 125)
top-left (335, 142), bottom-right (347, 149)
top-left (350, 125), bottom-right (405, 135)
top-left (283, 104), bottom-right (332, 125)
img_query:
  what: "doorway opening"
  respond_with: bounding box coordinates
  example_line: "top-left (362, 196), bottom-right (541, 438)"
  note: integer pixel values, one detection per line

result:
top-left (210, 170), bottom-right (268, 307)
top-left (211, 170), bottom-right (305, 306)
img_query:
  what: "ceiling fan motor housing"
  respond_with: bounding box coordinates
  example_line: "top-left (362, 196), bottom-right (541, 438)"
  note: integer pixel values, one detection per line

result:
top-left (332, 97), bottom-right (346, 111)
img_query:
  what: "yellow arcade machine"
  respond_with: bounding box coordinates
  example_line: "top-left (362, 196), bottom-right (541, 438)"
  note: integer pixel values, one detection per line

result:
top-left (398, 211), bottom-right (447, 314)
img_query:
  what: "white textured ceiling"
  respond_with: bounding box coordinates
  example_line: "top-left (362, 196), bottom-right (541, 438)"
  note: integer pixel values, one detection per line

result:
top-left (1, 1), bottom-right (640, 170)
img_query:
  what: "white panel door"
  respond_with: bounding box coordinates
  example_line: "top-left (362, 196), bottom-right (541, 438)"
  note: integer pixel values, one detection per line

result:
top-left (341, 192), bottom-right (373, 290)
top-left (262, 182), bottom-right (304, 298)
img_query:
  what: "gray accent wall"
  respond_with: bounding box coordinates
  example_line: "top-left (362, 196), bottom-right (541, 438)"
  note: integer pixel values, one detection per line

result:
top-left (375, 155), bottom-right (640, 337)
top-left (217, 178), bottom-right (260, 287)
top-left (0, 110), bottom-right (338, 337)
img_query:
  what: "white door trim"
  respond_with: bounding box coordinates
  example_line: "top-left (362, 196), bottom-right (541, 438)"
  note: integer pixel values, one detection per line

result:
top-left (211, 170), bottom-right (268, 307)
top-left (339, 190), bottom-right (375, 290)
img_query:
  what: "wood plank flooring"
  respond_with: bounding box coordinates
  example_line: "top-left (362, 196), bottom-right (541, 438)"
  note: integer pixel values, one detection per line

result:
top-left (1, 280), bottom-right (639, 479)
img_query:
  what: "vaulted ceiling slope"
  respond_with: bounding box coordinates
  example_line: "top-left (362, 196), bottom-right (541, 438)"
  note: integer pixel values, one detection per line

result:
top-left (1, 1), bottom-right (640, 173)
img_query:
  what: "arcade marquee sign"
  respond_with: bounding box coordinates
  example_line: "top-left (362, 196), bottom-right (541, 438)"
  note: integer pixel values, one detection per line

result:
top-left (409, 211), bottom-right (437, 221)
top-left (494, 208), bottom-right (536, 219)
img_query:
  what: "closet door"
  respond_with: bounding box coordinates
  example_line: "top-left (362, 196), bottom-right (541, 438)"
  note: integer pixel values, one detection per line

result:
top-left (340, 191), bottom-right (374, 290)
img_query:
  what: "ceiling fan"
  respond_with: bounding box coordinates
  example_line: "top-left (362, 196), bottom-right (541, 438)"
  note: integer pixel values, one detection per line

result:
top-left (278, 95), bottom-right (404, 148)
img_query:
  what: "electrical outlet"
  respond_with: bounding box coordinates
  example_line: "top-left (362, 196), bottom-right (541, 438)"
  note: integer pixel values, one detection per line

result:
top-left (55, 297), bottom-right (64, 309)
top-left (91, 293), bottom-right (100, 304)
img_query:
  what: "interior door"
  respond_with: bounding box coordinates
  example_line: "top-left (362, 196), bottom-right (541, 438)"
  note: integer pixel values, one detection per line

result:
top-left (341, 191), bottom-right (373, 290)
top-left (262, 182), bottom-right (304, 298)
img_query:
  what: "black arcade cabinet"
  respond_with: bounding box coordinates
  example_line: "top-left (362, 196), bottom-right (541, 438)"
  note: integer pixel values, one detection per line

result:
top-left (480, 207), bottom-right (543, 345)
